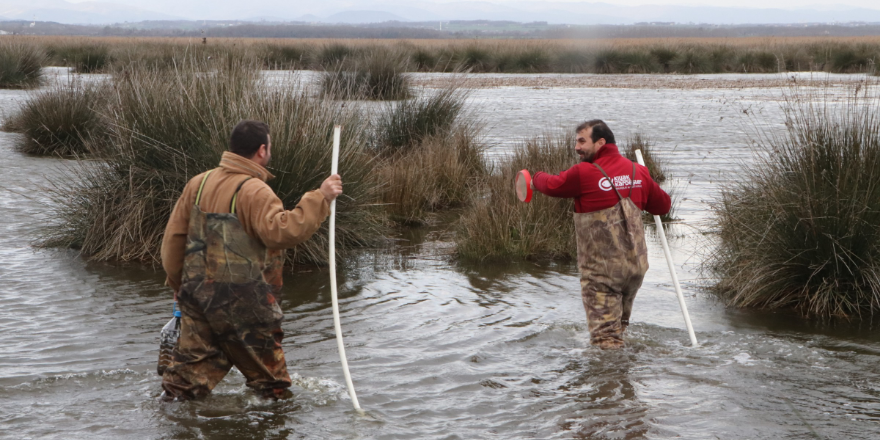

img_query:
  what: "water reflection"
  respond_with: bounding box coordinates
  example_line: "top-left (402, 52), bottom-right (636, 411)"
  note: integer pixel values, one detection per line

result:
top-left (557, 351), bottom-right (649, 439)
top-left (161, 396), bottom-right (303, 440)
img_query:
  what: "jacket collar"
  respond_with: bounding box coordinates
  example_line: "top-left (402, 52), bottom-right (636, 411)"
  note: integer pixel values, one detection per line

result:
top-left (219, 151), bottom-right (275, 182)
top-left (593, 143), bottom-right (621, 162)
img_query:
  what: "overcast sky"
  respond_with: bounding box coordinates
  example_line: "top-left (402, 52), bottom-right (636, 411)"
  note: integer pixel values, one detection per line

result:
top-left (62, 0), bottom-right (880, 9)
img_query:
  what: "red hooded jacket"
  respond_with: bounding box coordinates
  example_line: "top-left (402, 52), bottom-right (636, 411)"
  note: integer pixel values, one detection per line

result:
top-left (532, 144), bottom-right (671, 215)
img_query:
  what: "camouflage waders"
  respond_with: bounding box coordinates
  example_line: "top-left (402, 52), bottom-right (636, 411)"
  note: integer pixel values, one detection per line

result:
top-left (162, 170), bottom-right (291, 400)
top-left (574, 163), bottom-right (648, 349)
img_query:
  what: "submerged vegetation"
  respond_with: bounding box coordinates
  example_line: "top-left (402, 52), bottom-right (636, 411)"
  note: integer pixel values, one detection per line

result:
top-left (708, 87), bottom-right (880, 318)
top-left (0, 40), bottom-right (46, 89)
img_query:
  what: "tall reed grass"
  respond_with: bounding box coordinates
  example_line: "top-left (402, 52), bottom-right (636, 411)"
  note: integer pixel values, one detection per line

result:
top-left (3, 80), bottom-right (108, 156)
top-left (48, 42), bottom-right (111, 73)
top-left (377, 127), bottom-right (487, 225)
top-left (319, 47), bottom-right (411, 100)
top-left (456, 132), bottom-right (577, 261)
top-left (372, 85), bottom-right (467, 156)
top-left (621, 133), bottom-right (666, 184)
top-left (0, 40), bottom-right (45, 89)
top-left (707, 86), bottom-right (880, 318)
top-left (372, 85), bottom-right (487, 224)
top-left (41, 56), bottom-right (383, 265)
top-left (20, 36), bottom-right (880, 75)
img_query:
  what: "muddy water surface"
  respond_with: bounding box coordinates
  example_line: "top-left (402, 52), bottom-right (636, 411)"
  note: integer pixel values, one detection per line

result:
top-left (0, 70), bottom-right (878, 439)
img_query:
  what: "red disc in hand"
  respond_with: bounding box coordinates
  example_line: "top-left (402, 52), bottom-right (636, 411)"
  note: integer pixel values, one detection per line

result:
top-left (515, 170), bottom-right (533, 203)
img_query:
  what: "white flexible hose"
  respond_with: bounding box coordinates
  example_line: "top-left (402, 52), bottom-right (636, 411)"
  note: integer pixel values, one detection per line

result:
top-left (329, 125), bottom-right (362, 410)
top-left (635, 149), bottom-right (698, 347)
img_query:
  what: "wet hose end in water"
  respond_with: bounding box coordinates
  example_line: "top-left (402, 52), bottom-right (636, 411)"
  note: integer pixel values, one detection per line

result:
top-left (635, 149), bottom-right (698, 348)
top-left (329, 125), bottom-right (362, 411)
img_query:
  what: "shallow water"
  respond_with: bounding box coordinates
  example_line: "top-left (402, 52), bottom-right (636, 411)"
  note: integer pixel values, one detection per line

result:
top-left (1, 69), bottom-right (879, 439)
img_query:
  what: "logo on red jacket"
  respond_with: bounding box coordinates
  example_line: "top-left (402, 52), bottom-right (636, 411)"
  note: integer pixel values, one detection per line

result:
top-left (599, 175), bottom-right (638, 192)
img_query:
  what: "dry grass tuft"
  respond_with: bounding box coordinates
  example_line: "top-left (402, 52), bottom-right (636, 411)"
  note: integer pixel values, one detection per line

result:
top-left (0, 40), bottom-right (45, 89)
top-left (41, 55), bottom-right (383, 266)
top-left (456, 132), bottom-right (577, 261)
top-left (3, 79), bottom-right (109, 156)
top-left (707, 85), bottom-right (880, 318)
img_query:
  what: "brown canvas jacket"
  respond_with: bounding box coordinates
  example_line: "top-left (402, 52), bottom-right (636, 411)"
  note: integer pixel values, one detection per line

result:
top-left (161, 151), bottom-right (330, 292)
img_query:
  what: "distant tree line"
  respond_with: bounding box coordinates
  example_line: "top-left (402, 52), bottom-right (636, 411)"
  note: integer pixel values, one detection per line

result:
top-left (2, 20), bottom-right (880, 39)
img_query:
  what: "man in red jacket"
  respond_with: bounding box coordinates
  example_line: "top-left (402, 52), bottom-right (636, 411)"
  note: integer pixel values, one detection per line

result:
top-left (531, 120), bottom-right (671, 349)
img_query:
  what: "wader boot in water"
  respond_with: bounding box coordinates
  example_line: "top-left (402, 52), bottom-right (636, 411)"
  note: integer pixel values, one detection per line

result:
top-left (162, 170), bottom-right (292, 400)
top-left (574, 163), bottom-right (649, 349)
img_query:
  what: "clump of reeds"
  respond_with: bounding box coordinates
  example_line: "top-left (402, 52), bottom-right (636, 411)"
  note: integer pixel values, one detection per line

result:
top-left (41, 56), bottom-right (383, 266)
top-left (262, 43), bottom-right (311, 70)
top-left (109, 42), bottom-right (180, 72)
top-left (372, 85), bottom-right (466, 156)
top-left (0, 40), bottom-right (45, 89)
top-left (3, 80), bottom-right (108, 156)
top-left (377, 127), bottom-right (487, 225)
top-left (319, 47), bottom-right (411, 100)
top-left (456, 132), bottom-right (577, 261)
top-left (371, 84), bottom-right (487, 225)
top-left (621, 133), bottom-right (666, 184)
top-left (707, 86), bottom-right (880, 318)
top-left (49, 43), bottom-right (111, 73)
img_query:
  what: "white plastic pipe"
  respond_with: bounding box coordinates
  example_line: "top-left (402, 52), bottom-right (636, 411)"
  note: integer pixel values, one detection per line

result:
top-left (329, 125), bottom-right (362, 410)
top-left (635, 150), bottom-right (698, 347)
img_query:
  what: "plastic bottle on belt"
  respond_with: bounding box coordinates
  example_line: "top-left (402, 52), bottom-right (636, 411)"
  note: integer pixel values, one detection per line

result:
top-left (156, 302), bottom-right (181, 376)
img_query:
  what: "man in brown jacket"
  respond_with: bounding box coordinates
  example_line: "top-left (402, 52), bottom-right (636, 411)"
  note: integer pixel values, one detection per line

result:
top-left (159, 120), bottom-right (342, 400)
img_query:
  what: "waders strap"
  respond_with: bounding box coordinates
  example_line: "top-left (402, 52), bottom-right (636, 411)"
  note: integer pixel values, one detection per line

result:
top-left (627, 162), bottom-right (636, 199)
top-left (594, 163), bottom-right (623, 201)
top-left (230, 178), bottom-right (253, 214)
top-left (194, 170), bottom-right (214, 207)
top-left (593, 162), bottom-right (638, 201)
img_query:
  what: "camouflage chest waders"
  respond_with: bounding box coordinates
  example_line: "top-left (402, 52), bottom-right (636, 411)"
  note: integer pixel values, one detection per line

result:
top-left (161, 170), bottom-right (291, 400)
top-left (574, 163), bottom-right (649, 349)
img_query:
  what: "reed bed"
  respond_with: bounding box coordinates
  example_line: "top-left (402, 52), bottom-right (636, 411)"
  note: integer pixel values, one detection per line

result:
top-left (456, 132), bottom-right (577, 261)
top-left (0, 40), bottom-right (45, 89)
top-left (13, 35), bottom-right (880, 75)
top-left (319, 47), bottom-right (412, 100)
top-left (621, 133), bottom-right (666, 184)
top-left (3, 79), bottom-right (108, 156)
top-left (372, 85), bottom-right (467, 156)
top-left (41, 56), bottom-right (383, 266)
top-left (377, 128), bottom-right (487, 225)
top-left (47, 42), bottom-right (111, 73)
top-left (372, 85), bottom-right (487, 224)
top-left (707, 86), bottom-right (880, 318)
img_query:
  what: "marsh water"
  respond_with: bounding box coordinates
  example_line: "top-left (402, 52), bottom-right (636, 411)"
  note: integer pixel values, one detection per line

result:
top-left (1, 69), bottom-right (879, 439)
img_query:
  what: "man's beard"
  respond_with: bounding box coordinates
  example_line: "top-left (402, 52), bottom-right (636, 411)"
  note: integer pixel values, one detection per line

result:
top-left (579, 152), bottom-right (595, 163)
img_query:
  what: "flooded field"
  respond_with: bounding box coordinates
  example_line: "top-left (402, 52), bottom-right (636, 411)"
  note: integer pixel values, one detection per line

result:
top-left (1, 69), bottom-right (879, 439)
